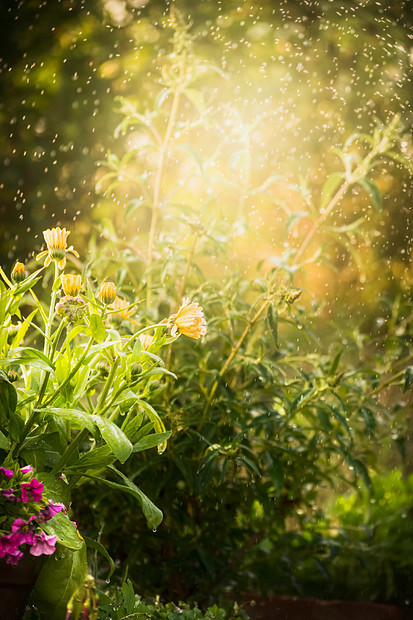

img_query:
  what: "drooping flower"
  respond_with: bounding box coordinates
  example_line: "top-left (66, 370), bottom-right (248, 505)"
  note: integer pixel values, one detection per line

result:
top-left (170, 299), bottom-right (207, 339)
top-left (11, 261), bottom-right (26, 283)
top-left (139, 334), bottom-right (154, 350)
top-left (21, 478), bottom-right (43, 503)
top-left (99, 281), bottom-right (117, 305)
top-left (0, 467), bottom-right (14, 479)
top-left (36, 227), bottom-right (79, 270)
top-left (109, 296), bottom-right (135, 321)
top-left (61, 273), bottom-right (82, 297)
top-left (30, 531), bottom-right (57, 556)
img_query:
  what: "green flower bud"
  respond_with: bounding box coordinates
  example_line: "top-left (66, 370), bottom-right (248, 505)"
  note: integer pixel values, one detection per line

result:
top-left (11, 262), bottom-right (26, 283)
top-left (130, 363), bottom-right (142, 377)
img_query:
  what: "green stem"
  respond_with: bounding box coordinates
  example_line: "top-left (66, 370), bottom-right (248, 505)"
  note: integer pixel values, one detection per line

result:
top-left (166, 233), bottom-right (199, 375)
top-left (0, 266), bottom-right (13, 288)
top-left (95, 357), bottom-right (120, 415)
top-left (147, 90), bottom-right (181, 308)
top-left (41, 337), bottom-right (94, 408)
top-left (202, 298), bottom-right (270, 418)
top-left (50, 428), bottom-right (89, 476)
top-left (293, 116), bottom-right (400, 266)
top-left (43, 261), bottom-right (60, 358)
top-left (368, 367), bottom-right (410, 397)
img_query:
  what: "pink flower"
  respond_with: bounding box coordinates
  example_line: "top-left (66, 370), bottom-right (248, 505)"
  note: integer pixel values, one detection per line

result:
top-left (40, 501), bottom-right (65, 522)
top-left (20, 465), bottom-right (34, 475)
top-left (11, 517), bottom-right (36, 533)
top-left (1, 488), bottom-right (16, 500)
top-left (21, 478), bottom-right (43, 503)
top-left (0, 531), bottom-right (34, 563)
top-left (12, 518), bottom-right (27, 533)
top-left (6, 550), bottom-right (24, 566)
top-left (30, 531), bottom-right (57, 557)
top-left (0, 467), bottom-right (14, 479)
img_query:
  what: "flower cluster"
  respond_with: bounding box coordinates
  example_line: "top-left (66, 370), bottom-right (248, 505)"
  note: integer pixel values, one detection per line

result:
top-left (0, 464), bottom-right (65, 566)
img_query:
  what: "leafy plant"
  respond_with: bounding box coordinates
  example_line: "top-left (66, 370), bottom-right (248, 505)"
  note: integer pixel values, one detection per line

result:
top-left (0, 226), bottom-right (205, 617)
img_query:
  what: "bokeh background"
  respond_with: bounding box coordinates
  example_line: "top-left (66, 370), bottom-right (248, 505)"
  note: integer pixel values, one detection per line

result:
top-left (1, 0), bottom-right (412, 301)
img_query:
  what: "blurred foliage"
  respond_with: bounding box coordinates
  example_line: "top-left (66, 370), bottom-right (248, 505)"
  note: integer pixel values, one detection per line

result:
top-left (0, 0), bottom-right (412, 308)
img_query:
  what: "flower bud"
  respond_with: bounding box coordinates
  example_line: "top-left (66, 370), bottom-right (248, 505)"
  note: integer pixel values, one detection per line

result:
top-left (130, 363), bottom-right (142, 377)
top-left (61, 274), bottom-right (82, 297)
top-left (7, 370), bottom-right (19, 383)
top-left (66, 574), bottom-right (98, 620)
top-left (95, 361), bottom-right (110, 377)
top-left (99, 282), bottom-right (117, 305)
top-left (285, 289), bottom-right (302, 304)
top-left (11, 262), bottom-right (26, 283)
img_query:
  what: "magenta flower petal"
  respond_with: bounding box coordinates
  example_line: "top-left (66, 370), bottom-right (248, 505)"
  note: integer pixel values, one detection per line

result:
top-left (40, 501), bottom-right (66, 522)
top-left (0, 467), bottom-right (14, 479)
top-left (12, 518), bottom-right (27, 533)
top-left (21, 478), bottom-right (43, 503)
top-left (20, 465), bottom-right (34, 475)
top-left (30, 532), bottom-right (57, 557)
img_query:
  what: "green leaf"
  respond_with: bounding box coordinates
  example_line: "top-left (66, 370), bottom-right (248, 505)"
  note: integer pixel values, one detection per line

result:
top-left (91, 415), bottom-right (133, 463)
top-left (403, 366), bottom-right (413, 392)
top-left (32, 543), bottom-right (88, 620)
top-left (84, 537), bottom-right (115, 580)
top-left (66, 445), bottom-right (117, 471)
top-left (126, 420), bottom-right (153, 444)
top-left (124, 199), bottom-right (147, 223)
top-left (290, 387), bottom-right (316, 412)
top-left (285, 210), bottom-right (310, 235)
top-left (0, 376), bottom-right (17, 425)
top-left (353, 458), bottom-right (373, 493)
top-left (10, 347), bottom-right (55, 370)
top-left (320, 172), bottom-right (345, 210)
top-left (132, 431), bottom-right (172, 453)
top-left (357, 177), bottom-right (382, 211)
top-left (36, 472), bottom-right (71, 507)
top-left (11, 309), bottom-right (37, 348)
top-left (12, 274), bottom-right (43, 297)
top-left (137, 401), bottom-right (168, 454)
top-left (55, 354), bottom-right (69, 385)
top-left (121, 579), bottom-right (136, 614)
top-left (7, 411), bottom-right (24, 442)
top-left (0, 429), bottom-right (9, 449)
top-left (86, 314), bottom-right (107, 343)
top-left (42, 511), bottom-right (84, 550)
top-left (329, 406), bottom-right (352, 437)
top-left (83, 468), bottom-right (163, 530)
top-left (329, 350), bottom-right (343, 376)
top-left (267, 304), bottom-right (278, 347)
top-left (42, 407), bottom-right (96, 434)
top-left (361, 406), bottom-right (376, 436)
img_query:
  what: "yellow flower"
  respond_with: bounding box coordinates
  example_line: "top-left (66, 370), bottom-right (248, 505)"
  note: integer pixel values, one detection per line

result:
top-left (11, 262), bottom-right (26, 283)
top-left (61, 274), bottom-right (82, 296)
top-left (99, 282), bottom-right (117, 305)
top-left (36, 227), bottom-right (79, 270)
top-left (170, 298), bottom-right (207, 339)
top-left (109, 296), bottom-right (135, 321)
top-left (139, 334), bottom-right (154, 350)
